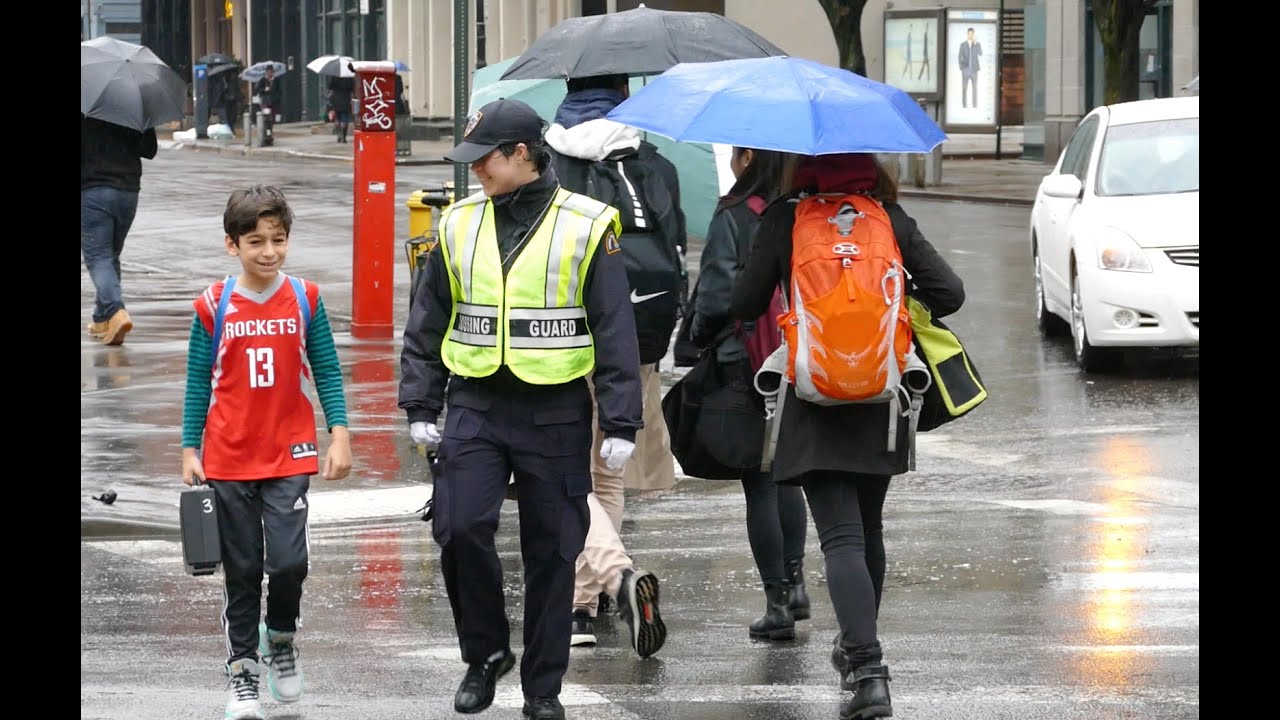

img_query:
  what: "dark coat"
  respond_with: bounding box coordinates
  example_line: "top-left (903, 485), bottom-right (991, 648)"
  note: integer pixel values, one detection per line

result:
top-left (730, 196), bottom-right (965, 485)
top-left (690, 199), bottom-right (761, 364)
top-left (398, 169), bottom-right (644, 443)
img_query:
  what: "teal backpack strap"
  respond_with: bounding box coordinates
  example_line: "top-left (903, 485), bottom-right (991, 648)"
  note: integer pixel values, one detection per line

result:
top-left (288, 275), bottom-right (312, 334)
top-left (211, 275), bottom-right (237, 357)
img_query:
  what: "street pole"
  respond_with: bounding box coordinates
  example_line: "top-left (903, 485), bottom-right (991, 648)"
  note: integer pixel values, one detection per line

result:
top-left (995, 0), bottom-right (1004, 160)
top-left (453, 0), bottom-right (470, 203)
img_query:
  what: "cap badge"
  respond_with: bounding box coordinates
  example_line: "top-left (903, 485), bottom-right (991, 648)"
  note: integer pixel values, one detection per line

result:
top-left (463, 111), bottom-right (483, 138)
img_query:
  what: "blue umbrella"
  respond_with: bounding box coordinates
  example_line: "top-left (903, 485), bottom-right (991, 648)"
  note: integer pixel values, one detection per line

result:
top-left (240, 60), bottom-right (287, 83)
top-left (606, 56), bottom-right (947, 155)
top-left (469, 57), bottom-right (734, 240)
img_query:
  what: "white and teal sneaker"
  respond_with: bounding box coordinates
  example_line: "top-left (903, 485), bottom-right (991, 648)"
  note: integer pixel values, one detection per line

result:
top-left (258, 622), bottom-right (304, 703)
top-left (224, 657), bottom-right (264, 720)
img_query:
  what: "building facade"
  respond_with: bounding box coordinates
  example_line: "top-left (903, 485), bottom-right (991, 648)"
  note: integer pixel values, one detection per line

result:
top-left (165, 1), bottom-right (1198, 162)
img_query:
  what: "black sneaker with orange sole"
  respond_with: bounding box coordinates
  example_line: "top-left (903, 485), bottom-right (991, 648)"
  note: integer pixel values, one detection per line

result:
top-left (616, 568), bottom-right (666, 658)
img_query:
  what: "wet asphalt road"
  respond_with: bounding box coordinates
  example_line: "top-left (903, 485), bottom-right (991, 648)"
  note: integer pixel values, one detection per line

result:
top-left (81, 146), bottom-right (1199, 719)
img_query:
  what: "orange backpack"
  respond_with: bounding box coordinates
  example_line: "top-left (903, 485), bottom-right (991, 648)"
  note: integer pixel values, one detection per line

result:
top-left (780, 193), bottom-right (915, 406)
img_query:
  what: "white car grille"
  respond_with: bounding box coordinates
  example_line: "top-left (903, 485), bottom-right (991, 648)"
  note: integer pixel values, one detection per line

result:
top-left (1165, 247), bottom-right (1199, 267)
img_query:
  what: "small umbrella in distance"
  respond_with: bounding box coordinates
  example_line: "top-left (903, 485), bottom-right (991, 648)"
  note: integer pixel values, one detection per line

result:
top-left (241, 60), bottom-right (288, 83)
top-left (82, 36), bottom-right (188, 132)
top-left (196, 52), bottom-right (238, 67)
top-left (306, 54), bottom-right (355, 78)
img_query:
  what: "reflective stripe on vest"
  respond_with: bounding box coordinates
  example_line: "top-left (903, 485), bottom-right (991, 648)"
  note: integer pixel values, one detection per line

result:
top-left (438, 187), bottom-right (620, 384)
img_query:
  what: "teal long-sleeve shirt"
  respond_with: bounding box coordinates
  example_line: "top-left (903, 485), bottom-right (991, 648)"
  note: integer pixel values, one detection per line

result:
top-left (181, 296), bottom-right (348, 448)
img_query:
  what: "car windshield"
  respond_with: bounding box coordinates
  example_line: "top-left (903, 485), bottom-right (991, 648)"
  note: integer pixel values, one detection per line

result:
top-left (1095, 117), bottom-right (1199, 196)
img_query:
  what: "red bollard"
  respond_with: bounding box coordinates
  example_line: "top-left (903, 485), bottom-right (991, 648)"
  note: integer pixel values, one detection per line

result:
top-left (350, 61), bottom-right (398, 339)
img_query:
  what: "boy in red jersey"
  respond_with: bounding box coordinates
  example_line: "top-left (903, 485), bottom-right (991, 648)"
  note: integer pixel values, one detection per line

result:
top-left (181, 185), bottom-right (351, 720)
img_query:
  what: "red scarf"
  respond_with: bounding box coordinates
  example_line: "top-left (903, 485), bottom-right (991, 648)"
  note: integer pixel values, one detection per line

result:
top-left (792, 153), bottom-right (877, 194)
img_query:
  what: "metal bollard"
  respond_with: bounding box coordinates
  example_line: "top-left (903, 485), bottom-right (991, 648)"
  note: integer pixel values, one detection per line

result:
top-left (256, 111), bottom-right (267, 147)
top-left (243, 111), bottom-right (252, 147)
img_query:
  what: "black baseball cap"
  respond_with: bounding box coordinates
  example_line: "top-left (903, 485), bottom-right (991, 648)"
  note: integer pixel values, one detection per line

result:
top-left (445, 98), bottom-right (546, 164)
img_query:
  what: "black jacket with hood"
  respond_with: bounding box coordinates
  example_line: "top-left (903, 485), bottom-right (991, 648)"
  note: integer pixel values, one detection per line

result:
top-left (546, 91), bottom-right (687, 364)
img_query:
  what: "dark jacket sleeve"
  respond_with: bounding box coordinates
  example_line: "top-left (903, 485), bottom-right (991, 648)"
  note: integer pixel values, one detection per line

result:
top-left (886, 203), bottom-right (966, 318)
top-left (691, 208), bottom-right (740, 345)
top-left (584, 240), bottom-right (644, 442)
top-left (731, 200), bottom-right (792, 321)
top-left (139, 128), bottom-right (158, 160)
top-left (650, 151), bottom-right (687, 253)
top-left (397, 247), bottom-right (453, 426)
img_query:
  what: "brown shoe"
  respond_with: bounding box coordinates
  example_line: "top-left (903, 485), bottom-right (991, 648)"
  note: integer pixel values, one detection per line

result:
top-left (86, 320), bottom-right (110, 337)
top-left (101, 309), bottom-right (133, 346)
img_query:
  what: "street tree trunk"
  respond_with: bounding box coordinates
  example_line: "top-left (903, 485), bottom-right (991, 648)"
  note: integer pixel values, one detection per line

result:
top-left (819, 0), bottom-right (870, 76)
top-left (1091, 0), bottom-right (1156, 105)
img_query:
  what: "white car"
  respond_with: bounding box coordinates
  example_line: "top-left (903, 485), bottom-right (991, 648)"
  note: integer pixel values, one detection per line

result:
top-left (1029, 96), bottom-right (1199, 372)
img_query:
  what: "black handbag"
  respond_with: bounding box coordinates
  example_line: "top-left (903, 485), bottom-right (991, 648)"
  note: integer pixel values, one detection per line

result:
top-left (661, 328), bottom-right (765, 480)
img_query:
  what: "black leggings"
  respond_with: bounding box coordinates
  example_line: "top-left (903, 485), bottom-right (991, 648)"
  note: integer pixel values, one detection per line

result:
top-left (800, 471), bottom-right (890, 667)
top-left (740, 468), bottom-right (807, 587)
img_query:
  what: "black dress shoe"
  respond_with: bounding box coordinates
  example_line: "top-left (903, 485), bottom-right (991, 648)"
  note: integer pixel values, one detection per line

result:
top-left (522, 696), bottom-right (566, 720)
top-left (454, 649), bottom-right (516, 714)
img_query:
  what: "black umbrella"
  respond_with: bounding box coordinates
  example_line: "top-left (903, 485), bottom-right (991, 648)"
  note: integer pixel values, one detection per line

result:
top-left (197, 52), bottom-right (238, 67)
top-left (82, 36), bottom-right (188, 131)
top-left (206, 62), bottom-right (242, 77)
top-left (499, 4), bottom-right (787, 81)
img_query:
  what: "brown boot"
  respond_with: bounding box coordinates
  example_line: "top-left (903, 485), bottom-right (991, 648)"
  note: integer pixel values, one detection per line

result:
top-left (86, 319), bottom-right (110, 338)
top-left (101, 309), bottom-right (133, 346)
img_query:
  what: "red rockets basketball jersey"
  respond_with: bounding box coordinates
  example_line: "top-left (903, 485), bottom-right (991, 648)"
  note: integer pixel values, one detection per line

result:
top-left (194, 274), bottom-right (321, 480)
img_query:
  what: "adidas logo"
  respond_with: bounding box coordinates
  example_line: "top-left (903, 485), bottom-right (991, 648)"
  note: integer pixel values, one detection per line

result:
top-left (293, 496), bottom-right (307, 511)
top-left (290, 442), bottom-right (318, 459)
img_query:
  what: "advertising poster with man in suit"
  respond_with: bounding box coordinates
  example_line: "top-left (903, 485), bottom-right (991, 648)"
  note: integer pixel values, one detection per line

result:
top-left (945, 12), bottom-right (999, 128)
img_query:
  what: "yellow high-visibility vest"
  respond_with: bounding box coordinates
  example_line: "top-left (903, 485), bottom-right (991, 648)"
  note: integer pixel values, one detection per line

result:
top-left (438, 186), bottom-right (622, 384)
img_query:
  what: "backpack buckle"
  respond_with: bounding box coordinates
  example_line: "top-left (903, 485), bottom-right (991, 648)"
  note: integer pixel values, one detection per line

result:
top-left (828, 204), bottom-right (865, 236)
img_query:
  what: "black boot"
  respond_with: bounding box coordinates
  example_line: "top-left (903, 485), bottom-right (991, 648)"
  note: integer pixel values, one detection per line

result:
top-left (840, 663), bottom-right (892, 720)
top-left (748, 584), bottom-right (795, 640)
top-left (785, 559), bottom-right (811, 621)
top-left (831, 640), bottom-right (851, 690)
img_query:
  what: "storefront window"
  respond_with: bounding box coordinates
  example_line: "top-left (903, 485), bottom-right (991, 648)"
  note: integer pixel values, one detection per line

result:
top-left (1022, 0), bottom-right (1046, 161)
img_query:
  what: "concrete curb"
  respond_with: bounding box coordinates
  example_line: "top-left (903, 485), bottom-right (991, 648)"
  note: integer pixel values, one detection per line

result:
top-left (899, 190), bottom-right (1034, 208)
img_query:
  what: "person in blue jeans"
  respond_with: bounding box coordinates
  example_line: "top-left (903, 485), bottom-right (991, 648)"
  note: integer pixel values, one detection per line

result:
top-left (688, 146), bottom-right (811, 641)
top-left (81, 115), bottom-right (158, 346)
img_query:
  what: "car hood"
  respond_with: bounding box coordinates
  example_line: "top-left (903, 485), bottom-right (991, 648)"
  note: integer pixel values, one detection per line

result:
top-left (1090, 192), bottom-right (1199, 249)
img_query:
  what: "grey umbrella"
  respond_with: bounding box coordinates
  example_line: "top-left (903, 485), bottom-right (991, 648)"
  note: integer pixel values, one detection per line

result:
top-left (82, 36), bottom-right (188, 131)
top-left (499, 4), bottom-right (787, 81)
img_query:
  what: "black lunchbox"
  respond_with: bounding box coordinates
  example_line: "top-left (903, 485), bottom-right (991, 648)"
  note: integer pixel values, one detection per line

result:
top-left (180, 481), bottom-right (222, 576)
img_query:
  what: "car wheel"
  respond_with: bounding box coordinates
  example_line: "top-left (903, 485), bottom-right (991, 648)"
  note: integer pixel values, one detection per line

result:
top-left (1034, 246), bottom-right (1069, 337)
top-left (1070, 267), bottom-right (1122, 373)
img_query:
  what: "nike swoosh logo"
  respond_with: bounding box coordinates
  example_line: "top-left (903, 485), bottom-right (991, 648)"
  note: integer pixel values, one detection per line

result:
top-left (630, 290), bottom-right (669, 304)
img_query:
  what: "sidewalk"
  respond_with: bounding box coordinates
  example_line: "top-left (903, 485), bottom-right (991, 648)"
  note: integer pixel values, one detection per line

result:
top-left (160, 121), bottom-right (1048, 207)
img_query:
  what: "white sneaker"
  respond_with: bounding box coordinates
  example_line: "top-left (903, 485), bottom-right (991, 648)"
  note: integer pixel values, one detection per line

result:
top-left (258, 622), bottom-right (304, 703)
top-left (224, 658), bottom-right (265, 720)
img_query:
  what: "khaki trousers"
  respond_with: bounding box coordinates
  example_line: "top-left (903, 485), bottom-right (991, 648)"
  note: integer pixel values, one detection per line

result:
top-left (575, 364), bottom-right (671, 614)
top-left (622, 364), bottom-right (676, 491)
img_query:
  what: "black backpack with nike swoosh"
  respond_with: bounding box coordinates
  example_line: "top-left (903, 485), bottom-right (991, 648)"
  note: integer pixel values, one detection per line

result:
top-left (581, 143), bottom-right (684, 364)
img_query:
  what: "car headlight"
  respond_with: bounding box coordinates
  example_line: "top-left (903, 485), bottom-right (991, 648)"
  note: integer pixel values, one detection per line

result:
top-left (1095, 228), bottom-right (1152, 273)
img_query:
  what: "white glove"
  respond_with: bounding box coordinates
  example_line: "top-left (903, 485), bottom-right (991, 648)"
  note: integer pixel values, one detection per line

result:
top-left (410, 421), bottom-right (441, 446)
top-left (600, 437), bottom-right (636, 471)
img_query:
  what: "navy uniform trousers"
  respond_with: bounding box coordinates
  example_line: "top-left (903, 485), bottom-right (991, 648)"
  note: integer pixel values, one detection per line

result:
top-left (432, 379), bottom-right (593, 700)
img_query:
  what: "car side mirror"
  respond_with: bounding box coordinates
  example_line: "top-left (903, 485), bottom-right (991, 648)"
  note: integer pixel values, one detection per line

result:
top-left (1040, 173), bottom-right (1084, 200)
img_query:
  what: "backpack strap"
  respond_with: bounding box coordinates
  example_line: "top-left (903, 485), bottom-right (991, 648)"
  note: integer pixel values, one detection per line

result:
top-left (288, 275), bottom-right (312, 334)
top-left (210, 275), bottom-right (237, 358)
top-left (210, 275), bottom-right (311, 358)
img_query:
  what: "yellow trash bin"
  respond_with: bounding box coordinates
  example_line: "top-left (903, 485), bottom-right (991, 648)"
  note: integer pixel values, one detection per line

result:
top-left (404, 188), bottom-right (454, 300)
